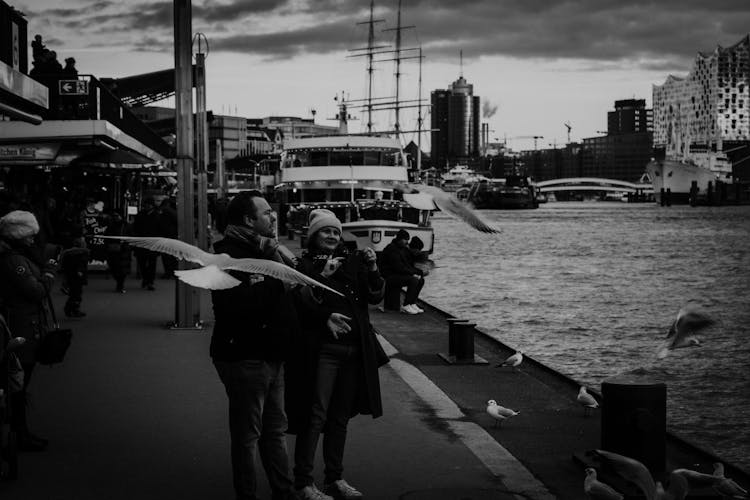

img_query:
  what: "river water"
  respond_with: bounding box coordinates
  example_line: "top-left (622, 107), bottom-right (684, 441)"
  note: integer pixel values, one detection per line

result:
top-left (421, 202), bottom-right (750, 470)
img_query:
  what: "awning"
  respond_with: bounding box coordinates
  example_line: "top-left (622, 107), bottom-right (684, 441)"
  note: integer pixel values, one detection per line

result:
top-left (70, 148), bottom-right (158, 170)
top-left (0, 101), bottom-right (42, 125)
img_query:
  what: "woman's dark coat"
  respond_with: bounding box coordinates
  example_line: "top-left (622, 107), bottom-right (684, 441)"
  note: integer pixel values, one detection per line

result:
top-left (0, 239), bottom-right (52, 364)
top-left (285, 249), bottom-right (387, 434)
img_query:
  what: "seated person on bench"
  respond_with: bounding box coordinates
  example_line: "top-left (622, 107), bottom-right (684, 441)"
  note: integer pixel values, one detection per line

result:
top-left (378, 229), bottom-right (425, 314)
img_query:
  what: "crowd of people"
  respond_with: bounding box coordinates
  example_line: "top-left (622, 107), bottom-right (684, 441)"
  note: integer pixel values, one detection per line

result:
top-left (1, 187), bottom-right (430, 499)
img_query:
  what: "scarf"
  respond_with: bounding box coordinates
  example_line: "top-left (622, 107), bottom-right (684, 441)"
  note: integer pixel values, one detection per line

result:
top-left (224, 224), bottom-right (296, 267)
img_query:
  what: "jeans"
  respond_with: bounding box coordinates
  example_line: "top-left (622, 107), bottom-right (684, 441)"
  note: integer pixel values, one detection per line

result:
top-left (384, 274), bottom-right (424, 309)
top-left (214, 360), bottom-right (295, 500)
top-left (294, 344), bottom-right (360, 488)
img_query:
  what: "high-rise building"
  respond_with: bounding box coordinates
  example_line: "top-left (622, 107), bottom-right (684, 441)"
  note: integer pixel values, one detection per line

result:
top-left (608, 99), bottom-right (653, 134)
top-left (430, 75), bottom-right (480, 170)
top-left (652, 34), bottom-right (749, 175)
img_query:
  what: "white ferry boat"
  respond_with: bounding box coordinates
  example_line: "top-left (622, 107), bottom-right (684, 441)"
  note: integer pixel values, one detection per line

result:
top-left (278, 132), bottom-right (434, 253)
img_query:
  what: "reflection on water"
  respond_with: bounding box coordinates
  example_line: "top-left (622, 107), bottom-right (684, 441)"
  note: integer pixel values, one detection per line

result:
top-left (421, 202), bottom-right (750, 469)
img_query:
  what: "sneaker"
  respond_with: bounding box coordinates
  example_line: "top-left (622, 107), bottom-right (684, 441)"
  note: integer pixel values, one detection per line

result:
top-left (296, 484), bottom-right (333, 500)
top-left (412, 304), bottom-right (425, 313)
top-left (400, 304), bottom-right (419, 315)
top-left (323, 479), bottom-right (363, 500)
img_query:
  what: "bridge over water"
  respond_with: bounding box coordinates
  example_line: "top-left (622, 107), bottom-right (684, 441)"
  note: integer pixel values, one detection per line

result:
top-left (535, 177), bottom-right (653, 194)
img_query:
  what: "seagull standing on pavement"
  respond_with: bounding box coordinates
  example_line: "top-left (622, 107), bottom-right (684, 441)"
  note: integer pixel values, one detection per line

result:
top-left (497, 351), bottom-right (523, 372)
top-left (577, 386), bottom-right (599, 417)
top-left (395, 183), bottom-right (500, 233)
top-left (486, 400), bottom-right (520, 428)
top-left (100, 236), bottom-right (342, 296)
top-left (657, 305), bottom-right (714, 359)
top-left (584, 468), bottom-right (623, 500)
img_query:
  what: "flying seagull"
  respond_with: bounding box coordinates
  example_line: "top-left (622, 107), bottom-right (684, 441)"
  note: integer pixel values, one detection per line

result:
top-left (655, 471), bottom-right (689, 500)
top-left (395, 183), bottom-right (500, 233)
top-left (577, 386), bottom-right (599, 417)
top-left (657, 305), bottom-right (715, 359)
top-left (497, 351), bottom-right (523, 371)
top-left (486, 400), bottom-right (520, 428)
top-left (591, 449), bottom-right (656, 500)
top-left (100, 236), bottom-right (342, 296)
top-left (583, 468), bottom-right (623, 500)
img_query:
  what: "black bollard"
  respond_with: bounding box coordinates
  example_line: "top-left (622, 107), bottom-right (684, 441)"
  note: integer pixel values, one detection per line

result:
top-left (660, 188), bottom-right (665, 207)
top-left (707, 181), bottom-right (713, 206)
top-left (446, 318), bottom-right (469, 357)
top-left (665, 188), bottom-right (672, 207)
top-left (601, 375), bottom-right (666, 477)
top-left (438, 319), bottom-right (488, 365)
top-left (689, 181), bottom-right (698, 206)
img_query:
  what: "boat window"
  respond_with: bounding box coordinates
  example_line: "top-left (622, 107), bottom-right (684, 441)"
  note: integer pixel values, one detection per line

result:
top-left (363, 151), bottom-right (380, 165)
top-left (330, 151), bottom-right (350, 165)
top-left (310, 151), bottom-right (328, 166)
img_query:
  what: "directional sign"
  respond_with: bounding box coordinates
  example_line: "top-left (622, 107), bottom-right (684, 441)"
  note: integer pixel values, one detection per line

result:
top-left (59, 80), bottom-right (89, 95)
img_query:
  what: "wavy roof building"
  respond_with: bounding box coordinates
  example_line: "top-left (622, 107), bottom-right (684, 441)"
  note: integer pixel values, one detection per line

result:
top-left (652, 34), bottom-right (749, 171)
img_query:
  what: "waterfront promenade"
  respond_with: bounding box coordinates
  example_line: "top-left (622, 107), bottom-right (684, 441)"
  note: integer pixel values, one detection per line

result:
top-left (2, 262), bottom-right (748, 498)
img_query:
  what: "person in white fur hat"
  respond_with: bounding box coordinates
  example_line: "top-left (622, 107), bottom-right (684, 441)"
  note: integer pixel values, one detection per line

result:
top-left (286, 208), bottom-right (387, 500)
top-left (0, 210), bottom-right (58, 451)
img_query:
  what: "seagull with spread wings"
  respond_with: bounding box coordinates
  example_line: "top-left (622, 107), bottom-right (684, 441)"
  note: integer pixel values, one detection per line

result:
top-left (657, 305), bottom-right (715, 359)
top-left (395, 183), bottom-right (501, 234)
top-left (101, 236), bottom-right (342, 296)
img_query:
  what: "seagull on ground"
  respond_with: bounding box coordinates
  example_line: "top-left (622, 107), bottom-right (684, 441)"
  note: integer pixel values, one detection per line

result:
top-left (671, 467), bottom-right (719, 488)
top-left (497, 351), bottom-right (523, 371)
top-left (100, 236), bottom-right (342, 295)
top-left (584, 468), bottom-right (623, 500)
top-left (577, 386), bottom-right (599, 417)
top-left (591, 449), bottom-right (657, 500)
top-left (657, 305), bottom-right (715, 359)
top-left (485, 400), bottom-right (520, 428)
top-left (712, 462), bottom-right (749, 499)
top-left (395, 183), bottom-right (500, 233)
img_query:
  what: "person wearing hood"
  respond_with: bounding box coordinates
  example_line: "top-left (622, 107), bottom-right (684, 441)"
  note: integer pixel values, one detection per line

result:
top-left (0, 210), bottom-right (58, 451)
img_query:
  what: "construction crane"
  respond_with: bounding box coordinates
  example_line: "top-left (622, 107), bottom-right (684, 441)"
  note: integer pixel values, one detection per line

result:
top-left (505, 135), bottom-right (544, 150)
top-left (564, 121), bottom-right (572, 144)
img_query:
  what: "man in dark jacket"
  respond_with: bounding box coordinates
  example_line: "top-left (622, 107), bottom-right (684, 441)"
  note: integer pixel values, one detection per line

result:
top-left (210, 191), bottom-right (297, 500)
top-left (378, 229), bottom-right (425, 314)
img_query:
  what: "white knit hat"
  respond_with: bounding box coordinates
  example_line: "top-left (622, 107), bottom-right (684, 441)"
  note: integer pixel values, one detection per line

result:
top-left (0, 210), bottom-right (40, 240)
top-left (307, 209), bottom-right (342, 238)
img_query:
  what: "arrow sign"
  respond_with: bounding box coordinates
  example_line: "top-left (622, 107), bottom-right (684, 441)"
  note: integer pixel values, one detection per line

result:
top-left (59, 80), bottom-right (89, 95)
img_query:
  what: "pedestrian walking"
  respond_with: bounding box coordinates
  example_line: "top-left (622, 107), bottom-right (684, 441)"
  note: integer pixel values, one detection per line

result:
top-left (132, 198), bottom-right (159, 290)
top-left (103, 210), bottom-right (132, 293)
top-left (287, 209), bottom-right (388, 500)
top-left (0, 210), bottom-right (58, 451)
top-left (210, 190), bottom-right (298, 500)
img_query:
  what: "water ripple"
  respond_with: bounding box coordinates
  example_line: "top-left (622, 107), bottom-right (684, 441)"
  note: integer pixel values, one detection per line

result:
top-left (422, 203), bottom-right (750, 469)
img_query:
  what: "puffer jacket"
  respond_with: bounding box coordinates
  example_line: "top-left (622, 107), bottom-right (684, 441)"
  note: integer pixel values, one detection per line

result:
top-left (0, 239), bottom-right (54, 364)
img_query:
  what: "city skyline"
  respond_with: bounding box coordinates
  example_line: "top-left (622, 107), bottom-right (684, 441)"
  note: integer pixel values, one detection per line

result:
top-left (12, 0), bottom-right (750, 151)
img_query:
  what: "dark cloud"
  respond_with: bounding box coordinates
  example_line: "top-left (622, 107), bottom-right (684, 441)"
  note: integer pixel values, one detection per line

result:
top-left (22, 0), bottom-right (750, 71)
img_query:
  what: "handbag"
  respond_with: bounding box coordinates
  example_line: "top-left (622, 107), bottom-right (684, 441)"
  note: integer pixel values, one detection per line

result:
top-left (36, 295), bottom-right (72, 366)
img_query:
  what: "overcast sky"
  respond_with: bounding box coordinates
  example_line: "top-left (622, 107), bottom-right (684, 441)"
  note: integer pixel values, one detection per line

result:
top-left (14, 0), bottom-right (750, 151)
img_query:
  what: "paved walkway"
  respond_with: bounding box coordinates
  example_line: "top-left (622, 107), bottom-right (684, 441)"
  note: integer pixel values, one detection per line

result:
top-left (1, 275), bottom-right (521, 499)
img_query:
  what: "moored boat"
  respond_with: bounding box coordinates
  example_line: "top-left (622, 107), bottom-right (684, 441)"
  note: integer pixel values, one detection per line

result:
top-left (646, 157), bottom-right (730, 205)
top-left (465, 175), bottom-right (539, 209)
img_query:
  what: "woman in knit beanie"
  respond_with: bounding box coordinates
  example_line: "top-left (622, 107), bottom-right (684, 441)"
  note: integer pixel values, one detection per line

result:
top-left (0, 210), bottom-right (57, 451)
top-left (287, 208), bottom-right (388, 500)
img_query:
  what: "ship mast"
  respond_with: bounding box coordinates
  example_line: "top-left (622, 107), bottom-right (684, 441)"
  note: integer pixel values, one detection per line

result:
top-left (417, 46), bottom-right (423, 171)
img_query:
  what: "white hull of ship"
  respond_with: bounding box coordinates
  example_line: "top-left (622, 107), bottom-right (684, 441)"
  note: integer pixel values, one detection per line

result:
top-left (341, 220), bottom-right (434, 254)
top-left (646, 159), bottom-right (721, 204)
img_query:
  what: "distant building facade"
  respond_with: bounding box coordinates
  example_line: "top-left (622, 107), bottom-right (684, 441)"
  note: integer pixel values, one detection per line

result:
top-left (430, 75), bottom-right (480, 170)
top-left (576, 99), bottom-right (654, 182)
top-left (261, 116), bottom-right (337, 140)
top-left (652, 34), bottom-right (749, 175)
top-left (608, 99), bottom-right (653, 134)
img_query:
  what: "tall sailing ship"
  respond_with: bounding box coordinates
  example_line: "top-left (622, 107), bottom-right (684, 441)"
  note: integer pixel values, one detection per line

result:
top-left (647, 35), bottom-right (750, 204)
top-left (278, 1), bottom-right (434, 252)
